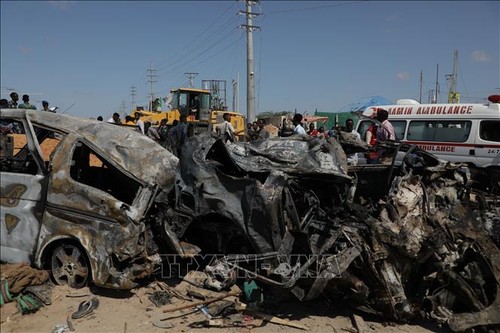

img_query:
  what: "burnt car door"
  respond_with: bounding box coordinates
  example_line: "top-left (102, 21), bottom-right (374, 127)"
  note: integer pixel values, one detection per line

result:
top-left (0, 116), bottom-right (48, 263)
top-left (44, 133), bottom-right (156, 226)
top-left (38, 133), bottom-right (158, 288)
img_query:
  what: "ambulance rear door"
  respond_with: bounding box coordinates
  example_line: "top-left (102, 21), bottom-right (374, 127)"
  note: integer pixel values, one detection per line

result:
top-left (473, 119), bottom-right (500, 168)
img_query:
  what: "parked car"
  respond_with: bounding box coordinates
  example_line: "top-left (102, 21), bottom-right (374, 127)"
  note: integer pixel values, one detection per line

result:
top-left (0, 109), bottom-right (178, 289)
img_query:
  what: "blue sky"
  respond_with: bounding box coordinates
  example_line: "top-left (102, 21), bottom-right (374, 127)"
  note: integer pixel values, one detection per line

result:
top-left (1, 1), bottom-right (498, 120)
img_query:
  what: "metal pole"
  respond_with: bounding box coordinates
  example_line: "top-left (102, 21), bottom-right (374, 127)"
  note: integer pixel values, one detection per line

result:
top-left (419, 71), bottom-right (423, 104)
top-left (434, 63), bottom-right (439, 104)
top-left (237, 72), bottom-right (240, 113)
top-left (246, 0), bottom-right (255, 122)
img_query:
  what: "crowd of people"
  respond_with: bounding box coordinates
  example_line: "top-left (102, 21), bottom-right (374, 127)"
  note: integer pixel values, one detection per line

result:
top-left (244, 111), bottom-right (396, 166)
top-left (1, 92), bottom-right (55, 112)
top-left (3, 93), bottom-right (395, 166)
top-left (128, 109), bottom-right (396, 165)
top-left (0, 92), bottom-right (57, 134)
top-left (96, 112), bottom-right (190, 157)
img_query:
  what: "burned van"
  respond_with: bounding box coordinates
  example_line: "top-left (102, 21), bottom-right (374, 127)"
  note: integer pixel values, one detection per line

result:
top-left (0, 109), bottom-right (178, 289)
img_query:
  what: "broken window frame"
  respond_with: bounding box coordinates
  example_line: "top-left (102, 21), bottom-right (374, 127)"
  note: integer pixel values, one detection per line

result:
top-left (69, 140), bottom-right (143, 206)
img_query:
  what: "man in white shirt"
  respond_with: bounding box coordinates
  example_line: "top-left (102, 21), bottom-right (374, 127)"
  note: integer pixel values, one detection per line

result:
top-left (107, 112), bottom-right (120, 124)
top-left (292, 113), bottom-right (306, 135)
top-left (217, 113), bottom-right (237, 143)
top-left (134, 112), bottom-right (145, 135)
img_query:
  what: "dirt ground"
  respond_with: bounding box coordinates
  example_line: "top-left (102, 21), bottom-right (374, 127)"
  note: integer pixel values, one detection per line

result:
top-left (1, 272), bottom-right (450, 333)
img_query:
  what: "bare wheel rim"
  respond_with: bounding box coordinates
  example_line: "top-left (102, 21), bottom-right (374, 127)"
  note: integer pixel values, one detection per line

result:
top-left (51, 244), bottom-right (89, 288)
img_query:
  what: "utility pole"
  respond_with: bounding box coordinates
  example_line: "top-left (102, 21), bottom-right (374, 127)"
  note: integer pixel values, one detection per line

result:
top-left (419, 71), bottom-right (423, 103)
top-left (428, 90), bottom-right (435, 104)
top-left (433, 64), bottom-right (440, 104)
top-left (147, 62), bottom-right (158, 111)
top-left (236, 72), bottom-right (240, 113)
top-left (446, 49), bottom-right (459, 103)
top-left (120, 100), bottom-right (127, 117)
top-left (240, 0), bottom-right (260, 122)
top-left (232, 77), bottom-right (239, 113)
top-left (130, 86), bottom-right (137, 111)
top-left (185, 72), bottom-right (198, 88)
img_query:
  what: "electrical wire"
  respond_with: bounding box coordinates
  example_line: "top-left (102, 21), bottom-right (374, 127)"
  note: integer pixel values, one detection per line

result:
top-left (160, 28), bottom-right (243, 79)
top-left (265, 1), bottom-right (366, 15)
top-left (157, 4), bottom-right (240, 72)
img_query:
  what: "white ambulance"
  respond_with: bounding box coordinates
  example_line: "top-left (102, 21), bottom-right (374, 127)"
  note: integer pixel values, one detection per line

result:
top-left (356, 95), bottom-right (500, 169)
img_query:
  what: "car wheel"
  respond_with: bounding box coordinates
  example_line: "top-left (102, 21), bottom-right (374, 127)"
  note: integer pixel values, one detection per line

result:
top-left (51, 244), bottom-right (89, 289)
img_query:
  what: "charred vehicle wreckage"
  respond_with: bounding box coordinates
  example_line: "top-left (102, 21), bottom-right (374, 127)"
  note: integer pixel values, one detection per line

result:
top-left (1, 109), bottom-right (499, 331)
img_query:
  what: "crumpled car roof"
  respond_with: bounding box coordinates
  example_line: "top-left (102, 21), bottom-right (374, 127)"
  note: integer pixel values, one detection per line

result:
top-left (216, 135), bottom-right (351, 180)
top-left (2, 109), bottom-right (178, 189)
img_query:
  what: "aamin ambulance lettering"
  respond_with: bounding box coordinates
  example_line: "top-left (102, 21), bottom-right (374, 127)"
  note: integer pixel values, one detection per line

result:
top-left (416, 106), bottom-right (432, 115)
top-left (435, 106), bottom-right (445, 114)
top-left (388, 107), bottom-right (413, 115)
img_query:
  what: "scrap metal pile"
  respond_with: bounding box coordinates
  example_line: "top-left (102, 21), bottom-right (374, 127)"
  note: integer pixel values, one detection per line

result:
top-left (167, 133), bottom-right (500, 332)
top-left (1, 110), bottom-right (498, 332)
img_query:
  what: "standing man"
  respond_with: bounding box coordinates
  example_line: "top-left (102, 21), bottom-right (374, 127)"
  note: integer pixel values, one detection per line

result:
top-left (216, 113), bottom-right (237, 143)
top-left (134, 112), bottom-right (145, 135)
top-left (107, 112), bottom-right (121, 124)
top-left (168, 119), bottom-right (179, 155)
top-left (41, 100), bottom-right (55, 112)
top-left (257, 119), bottom-right (270, 140)
top-left (345, 118), bottom-right (361, 166)
top-left (376, 109), bottom-right (396, 141)
top-left (157, 118), bottom-right (169, 148)
top-left (18, 94), bottom-right (36, 110)
top-left (248, 121), bottom-right (260, 141)
top-left (175, 115), bottom-right (189, 156)
top-left (364, 122), bottom-right (379, 164)
top-left (375, 109), bottom-right (396, 163)
top-left (8, 92), bottom-right (19, 108)
top-left (292, 113), bottom-right (306, 135)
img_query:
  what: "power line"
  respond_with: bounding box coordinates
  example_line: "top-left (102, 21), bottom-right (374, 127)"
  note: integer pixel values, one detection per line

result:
top-left (157, 2), bottom-right (240, 72)
top-left (160, 28), bottom-right (243, 79)
top-left (265, 1), bottom-right (366, 15)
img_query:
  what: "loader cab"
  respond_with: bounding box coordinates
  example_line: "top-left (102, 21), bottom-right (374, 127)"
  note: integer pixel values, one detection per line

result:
top-left (170, 88), bottom-right (211, 121)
